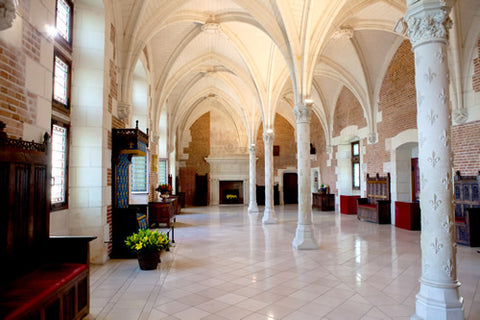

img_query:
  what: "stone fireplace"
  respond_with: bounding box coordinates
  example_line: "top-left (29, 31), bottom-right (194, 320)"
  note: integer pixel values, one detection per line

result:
top-left (205, 155), bottom-right (249, 205)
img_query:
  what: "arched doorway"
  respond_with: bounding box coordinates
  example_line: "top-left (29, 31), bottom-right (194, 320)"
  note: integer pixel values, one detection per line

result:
top-left (283, 172), bottom-right (298, 204)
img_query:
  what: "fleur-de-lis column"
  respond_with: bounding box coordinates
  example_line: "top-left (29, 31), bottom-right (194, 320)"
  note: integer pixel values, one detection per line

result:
top-left (405, 1), bottom-right (464, 319)
top-left (248, 145), bottom-right (259, 213)
top-left (292, 102), bottom-right (317, 249)
top-left (263, 131), bottom-right (277, 224)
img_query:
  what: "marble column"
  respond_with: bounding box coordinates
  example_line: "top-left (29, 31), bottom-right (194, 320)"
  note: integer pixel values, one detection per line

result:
top-left (292, 103), bottom-right (317, 249)
top-left (262, 132), bottom-right (277, 224)
top-left (248, 145), bottom-right (259, 213)
top-left (405, 1), bottom-right (464, 319)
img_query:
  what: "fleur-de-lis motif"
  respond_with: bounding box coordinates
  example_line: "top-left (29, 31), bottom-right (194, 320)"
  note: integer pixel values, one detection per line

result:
top-left (424, 68), bottom-right (436, 83)
top-left (436, 48), bottom-right (446, 63)
top-left (421, 173), bottom-right (427, 189)
top-left (440, 130), bottom-right (449, 147)
top-left (431, 238), bottom-right (444, 254)
top-left (442, 216), bottom-right (453, 233)
top-left (427, 151), bottom-right (440, 168)
top-left (441, 172), bottom-right (451, 190)
top-left (429, 193), bottom-right (442, 210)
top-left (438, 88), bottom-right (448, 105)
top-left (443, 259), bottom-right (454, 278)
top-left (417, 93), bottom-right (425, 106)
top-left (427, 109), bottom-right (438, 125)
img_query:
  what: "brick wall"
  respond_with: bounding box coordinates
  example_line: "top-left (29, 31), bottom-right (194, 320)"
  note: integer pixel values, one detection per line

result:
top-left (473, 37), bottom-right (480, 92)
top-left (365, 40), bottom-right (417, 174)
top-left (180, 112), bottom-right (210, 206)
top-left (452, 120), bottom-right (480, 175)
top-left (255, 114), bottom-right (297, 185)
top-left (0, 10), bottom-right (42, 138)
top-left (333, 87), bottom-right (366, 137)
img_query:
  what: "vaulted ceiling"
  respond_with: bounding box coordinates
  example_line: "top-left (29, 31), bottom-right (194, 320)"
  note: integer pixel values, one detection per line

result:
top-left (104, 0), bottom-right (479, 155)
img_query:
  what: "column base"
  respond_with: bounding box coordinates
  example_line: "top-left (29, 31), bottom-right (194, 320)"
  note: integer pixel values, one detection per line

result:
top-left (292, 224), bottom-right (318, 250)
top-left (248, 202), bottom-right (259, 213)
top-left (411, 278), bottom-right (464, 320)
top-left (262, 207), bottom-right (277, 224)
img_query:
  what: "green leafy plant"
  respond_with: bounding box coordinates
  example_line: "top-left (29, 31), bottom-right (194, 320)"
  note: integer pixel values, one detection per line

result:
top-left (125, 229), bottom-right (170, 253)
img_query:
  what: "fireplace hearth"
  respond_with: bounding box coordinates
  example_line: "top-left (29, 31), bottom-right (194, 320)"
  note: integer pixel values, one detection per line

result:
top-left (219, 181), bottom-right (243, 204)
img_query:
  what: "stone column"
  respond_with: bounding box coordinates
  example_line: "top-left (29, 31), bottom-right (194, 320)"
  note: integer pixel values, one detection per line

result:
top-left (292, 103), bottom-right (317, 249)
top-left (262, 131), bottom-right (277, 224)
top-left (248, 145), bottom-right (259, 213)
top-left (405, 1), bottom-right (464, 319)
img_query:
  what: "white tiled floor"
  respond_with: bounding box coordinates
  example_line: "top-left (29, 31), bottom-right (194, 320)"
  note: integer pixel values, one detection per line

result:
top-left (87, 205), bottom-right (480, 320)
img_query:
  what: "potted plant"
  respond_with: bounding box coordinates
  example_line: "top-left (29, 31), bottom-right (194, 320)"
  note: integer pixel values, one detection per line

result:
top-left (124, 229), bottom-right (171, 270)
top-left (156, 183), bottom-right (172, 198)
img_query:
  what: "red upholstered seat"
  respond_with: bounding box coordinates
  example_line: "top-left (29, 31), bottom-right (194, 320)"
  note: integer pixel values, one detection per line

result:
top-left (0, 263), bottom-right (87, 320)
top-left (358, 203), bottom-right (377, 209)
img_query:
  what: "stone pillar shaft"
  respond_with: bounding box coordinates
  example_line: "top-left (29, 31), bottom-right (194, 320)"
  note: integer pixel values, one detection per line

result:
top-left (263, 132), bottom-right (277, 223)
top-left (292, 103), bottom-right (317, 249)
top-left (248, 145), bottom-right (259, 213)
top-left (406, 1), bottom-right (464, 319)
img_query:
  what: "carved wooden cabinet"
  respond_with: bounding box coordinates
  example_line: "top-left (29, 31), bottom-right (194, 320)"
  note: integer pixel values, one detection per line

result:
top-left (312, 193), bottom-right (335, 211)
top-left (454, 171), bottom-right (480, 247)
top-left (148, 199), bottom-right (177, 228)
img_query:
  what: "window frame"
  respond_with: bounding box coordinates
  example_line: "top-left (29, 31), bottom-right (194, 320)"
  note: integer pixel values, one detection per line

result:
top-left (54, 0), bottom-right (74, 51)
top-left (351, 141), bottom-right (360, 190)
top-left (50, 120), bottom-right (70, 211)
top-left (130, 153), bottom-right (149, 194)
top-left (157, 158), bottom-right (169, 186)
top-left (52, 49), bottom-right (72, 113)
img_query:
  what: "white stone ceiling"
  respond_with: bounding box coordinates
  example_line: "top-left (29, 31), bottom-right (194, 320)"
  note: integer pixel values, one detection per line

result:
top-left (106, 0), bottom-right (479, 153)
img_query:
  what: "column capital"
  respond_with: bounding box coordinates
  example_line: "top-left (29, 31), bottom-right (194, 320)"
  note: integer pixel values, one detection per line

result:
top-left (263, 131), bottom-right (275, 143)
top-left (0, 0), bottom-right (17, 31)
top-left (117, 102), bottom-right (132, 120)
top-left (248, 145), bottom-right (256, 153)
top-left (405, 2), bottom-right (453, 48)
top-left (293, 104), bottom-right (312, 123)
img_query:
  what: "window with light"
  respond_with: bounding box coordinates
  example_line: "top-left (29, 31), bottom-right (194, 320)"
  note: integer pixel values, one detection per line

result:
top-left (131, 155), bottom-right (148, 193)
top-left (352, 141), bottom-right (360, 190)
top-left (55, 0), bottom-right (73, 46)
top-left (53, 53), bottom-right (70, 108)
top-left (158, 159), bottom-right (168, 185)
top-left (51, 124), bottom-right (68, 208)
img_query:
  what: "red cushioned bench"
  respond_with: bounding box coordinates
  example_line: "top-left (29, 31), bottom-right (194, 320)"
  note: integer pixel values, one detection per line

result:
top-left (0, 263), bottom-right (89, 320)
top-left (0, 125), bottom-right (96, 320)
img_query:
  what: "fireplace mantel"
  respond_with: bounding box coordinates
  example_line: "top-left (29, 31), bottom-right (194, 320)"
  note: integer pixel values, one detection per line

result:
top-left (205, 155), bottom-right (249, 205)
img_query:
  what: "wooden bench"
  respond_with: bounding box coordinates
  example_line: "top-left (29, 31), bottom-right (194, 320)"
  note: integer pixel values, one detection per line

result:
top-left (357, 173), bottom-right (391, 224)
top-left (454, 171), bottom-right (480, 247)
top-left (0, 122), bottom-right (94, 320)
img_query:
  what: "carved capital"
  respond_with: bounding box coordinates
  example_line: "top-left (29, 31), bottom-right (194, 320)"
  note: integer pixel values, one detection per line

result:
top-left (405, 7), bottom-right (452, 48)
top-left (368, 132), bottom-right (377, 144)
top-left (117, 102), bottom-right (131, 120)
top-left (452, 109), bottom-right (468, 124)
top-left (0, 0), bottom-right (17, 31)
top-left (249, 145), bottom-right (256, 153)
top-left (293, 105), bottom-right (312, 124)
top-left (263, 132), bottom-right (275, 144)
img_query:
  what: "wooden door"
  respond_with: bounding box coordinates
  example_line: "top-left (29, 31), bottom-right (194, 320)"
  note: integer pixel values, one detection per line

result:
top-left (411, 158), bottom-right (420, 202)
top-left (283, 173), bottom-right (298, 204)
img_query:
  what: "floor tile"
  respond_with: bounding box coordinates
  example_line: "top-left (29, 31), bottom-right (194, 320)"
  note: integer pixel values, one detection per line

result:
top-left (88, 205), bottom-right (480, 320)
